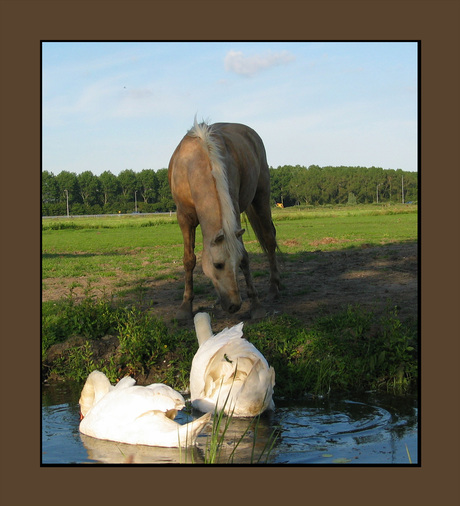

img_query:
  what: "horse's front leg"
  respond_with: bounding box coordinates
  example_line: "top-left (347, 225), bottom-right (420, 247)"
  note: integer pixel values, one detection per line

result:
top-left (240, 249), bottom-right (266, 319)
top-left (176, 217), bottom-right (196, 320)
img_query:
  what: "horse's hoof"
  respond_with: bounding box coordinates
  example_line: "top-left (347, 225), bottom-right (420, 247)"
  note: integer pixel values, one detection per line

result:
top-left (266, 285), bottom-right (280, 302)
top-left (250, 306), bottom-right (266, 319)
top-left (175, 308), bottom-right (193, 320)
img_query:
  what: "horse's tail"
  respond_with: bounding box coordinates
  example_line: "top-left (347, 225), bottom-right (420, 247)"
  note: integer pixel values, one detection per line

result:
top-left (245, 205), bottom-right (282, 259)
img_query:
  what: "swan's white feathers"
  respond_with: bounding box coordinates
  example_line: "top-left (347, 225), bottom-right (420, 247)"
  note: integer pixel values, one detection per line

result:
top-left (190, 313), bottom-right (275, 417)
top-left (79, 371), bottom-right (210, 447)
top-left (114, 375), bottom-right (136, 389)
top-left (79, 370), bottom-right (112, 417)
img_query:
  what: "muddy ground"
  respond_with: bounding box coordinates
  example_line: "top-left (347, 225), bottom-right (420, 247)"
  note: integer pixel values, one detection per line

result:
top-left (43, 240), bottom-right (418, 334)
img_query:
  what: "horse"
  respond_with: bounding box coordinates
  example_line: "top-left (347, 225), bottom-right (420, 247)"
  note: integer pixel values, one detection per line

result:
top-left (168, 119), bottom-right (281, 320)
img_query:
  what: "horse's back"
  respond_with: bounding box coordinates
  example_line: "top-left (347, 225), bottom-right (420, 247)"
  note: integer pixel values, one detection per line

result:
top-left (169, 121), bottom-right (270, 212)
top-left (211, 123), bottom-right (268, 163)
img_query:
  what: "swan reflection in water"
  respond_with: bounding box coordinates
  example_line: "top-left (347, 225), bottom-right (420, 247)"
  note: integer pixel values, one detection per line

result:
top-left (80, 410), bottom-right (277, 464)
top-left (80, 433), bottom-right (204, 464)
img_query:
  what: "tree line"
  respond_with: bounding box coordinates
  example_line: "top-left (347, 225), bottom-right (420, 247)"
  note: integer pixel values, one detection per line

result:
top-left (42, 165), bottom-right (418, 216)
top-left (270, 165), bottom-right (417, 207)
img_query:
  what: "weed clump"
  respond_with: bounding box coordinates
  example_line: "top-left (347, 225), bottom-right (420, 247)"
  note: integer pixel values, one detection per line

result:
top-left (42, 293), bottom-right (196, 389)
top-left (42, 293), bottom-right (118, 354)
top-left (245, 305), bottom-right (417, 397)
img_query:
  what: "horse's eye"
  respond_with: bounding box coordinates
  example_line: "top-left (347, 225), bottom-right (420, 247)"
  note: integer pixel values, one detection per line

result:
top-left (214, 262), bottom-right (224, 270)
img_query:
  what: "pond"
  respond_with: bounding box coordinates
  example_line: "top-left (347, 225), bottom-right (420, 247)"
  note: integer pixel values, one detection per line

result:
top-left (41, 381), bottom-right (418, 465)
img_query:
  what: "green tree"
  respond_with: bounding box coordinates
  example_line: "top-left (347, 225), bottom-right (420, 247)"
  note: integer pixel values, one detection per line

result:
top-left (55, 171), bottom-right (79, 205)
top-left (138, 169), bottom-right (158, 203)
top-left (400, 170), bottom-right (418, 202)
top-left (117, 169), bottom-right (138, 199)
top-left (287, 166), bottom-right (310, 205)
top-left (270, 165), bottom-right (301, 206)
top-left (99, 171), bottom-right (120, 206)
top-left (78, 171), bottom-right (101, 206)
top-left (306, 165), bottom-right (324, 205)
top-left (156, 168), bottom-right (175, 211)
top-left (42, 171), bottom-right (59, 204)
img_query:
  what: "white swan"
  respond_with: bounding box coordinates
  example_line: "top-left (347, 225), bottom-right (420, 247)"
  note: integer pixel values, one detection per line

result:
top-left (190, 313), bottom-right (275, 417)
top-left (79, 371), bottom-right (211, 448)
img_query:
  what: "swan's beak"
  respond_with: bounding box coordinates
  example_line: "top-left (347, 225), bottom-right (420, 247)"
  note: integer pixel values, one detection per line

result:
top-left (79, 411), bottom-right (84, 421)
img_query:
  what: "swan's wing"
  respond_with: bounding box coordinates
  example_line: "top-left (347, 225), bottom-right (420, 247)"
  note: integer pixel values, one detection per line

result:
top-left (114, 375), bottom-right (136, 390)
top-left (213, 322), bottom-right (244, 340)
top-left (190, 322), bottom-right (276, 416)
top-left (85, 383), bottom-right (183, 424)
top-left (203, 336), bottom-right (270, 387)
top-left (204, 346), bottom-right (275, 416)
top-left (81, 409), bottom-right (181, 446)
top-left (191, 322), bottom-right (268, 398)
top-left (191, 331), bottom-right (254, 410)
top-left (144, 383), bottom-right (186, 413)
top-left (190, 330), bottom-right (241, 401)
top-left (220, 337), bottom-right (270, 370)
top-left (120, 410), bottom-right (211, 447)
top-left (234, 360), bottom-right (275, 416)
top-left (123, 385), bottom-right (185, 415)
top-left (191, 323), bottom-right (244, 380)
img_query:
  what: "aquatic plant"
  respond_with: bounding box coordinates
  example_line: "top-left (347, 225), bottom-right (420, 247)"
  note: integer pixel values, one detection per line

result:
top-left (200, 382), bottom-right (279, 464)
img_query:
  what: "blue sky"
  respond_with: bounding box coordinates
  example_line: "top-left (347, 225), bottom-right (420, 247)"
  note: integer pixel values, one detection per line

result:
top-left (42, 41), bottom-right (418, 176)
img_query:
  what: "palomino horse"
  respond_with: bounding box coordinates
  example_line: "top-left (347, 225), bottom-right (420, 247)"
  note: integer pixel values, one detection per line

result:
top-left (168, 120), bottom-right (281, 320)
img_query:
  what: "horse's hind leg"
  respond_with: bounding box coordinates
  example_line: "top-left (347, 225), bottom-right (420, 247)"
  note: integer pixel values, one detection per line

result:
top-left (240, 248), bottom-right (266, 319)
top-left (246, 200), bottom-right (281, 301)
top-left (176, 212), bottom-right (197, 320)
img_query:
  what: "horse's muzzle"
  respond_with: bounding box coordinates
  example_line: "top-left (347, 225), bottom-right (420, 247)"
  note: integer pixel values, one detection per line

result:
top-left (219, 293), bottom-right (242, 314)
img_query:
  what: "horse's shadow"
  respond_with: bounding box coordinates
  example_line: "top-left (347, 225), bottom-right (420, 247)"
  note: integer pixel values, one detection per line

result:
top-left (140, 240), bottom-right (418, 331)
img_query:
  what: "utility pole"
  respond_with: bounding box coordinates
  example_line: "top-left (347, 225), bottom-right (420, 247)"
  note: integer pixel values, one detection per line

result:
top-left (134, 190), bottom-right (138, 213)
top-left (401, 175), bottom-right (404, 204)
top-left (376, 183), bottom-right (381, 204)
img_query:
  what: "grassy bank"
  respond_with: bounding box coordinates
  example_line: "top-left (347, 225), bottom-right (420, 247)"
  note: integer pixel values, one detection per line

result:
top-left (42, 292), bottom-right (417, 396)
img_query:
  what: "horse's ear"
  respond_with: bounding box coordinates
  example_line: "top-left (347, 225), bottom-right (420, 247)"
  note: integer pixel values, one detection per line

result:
top-left (236, 228), bottom-right (245, 238)
top-left (212, 229), bottom-right (225, 245)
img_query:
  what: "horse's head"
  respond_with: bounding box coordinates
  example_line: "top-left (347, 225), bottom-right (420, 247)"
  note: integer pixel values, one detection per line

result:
top-left (202, 228), bottom-right (245, 314)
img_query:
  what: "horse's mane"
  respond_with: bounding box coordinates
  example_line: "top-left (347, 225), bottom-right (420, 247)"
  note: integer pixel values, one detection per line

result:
top-left (188, 119), bottom-right (244, 263)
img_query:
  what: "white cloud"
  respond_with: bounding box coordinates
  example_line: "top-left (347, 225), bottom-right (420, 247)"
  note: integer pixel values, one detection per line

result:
top-left (224, 49), bottom-right (295, 77)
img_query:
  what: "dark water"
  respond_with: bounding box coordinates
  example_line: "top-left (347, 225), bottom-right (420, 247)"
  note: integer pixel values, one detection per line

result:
top-left (41, 381), bottom-right (418, 465)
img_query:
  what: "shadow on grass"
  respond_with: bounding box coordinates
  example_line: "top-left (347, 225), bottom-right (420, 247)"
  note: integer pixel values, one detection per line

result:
top-left (132, 240), bottom-right (419, 330)
top-left (43, 240), bottom-right (418, 332)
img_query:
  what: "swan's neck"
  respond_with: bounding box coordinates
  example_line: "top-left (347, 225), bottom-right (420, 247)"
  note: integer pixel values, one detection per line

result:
top-left (194, 312), bottom-right (213, 346)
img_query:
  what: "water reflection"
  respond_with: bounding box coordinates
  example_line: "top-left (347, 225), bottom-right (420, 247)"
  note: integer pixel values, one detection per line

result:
top-left (41, 382), bottom-right (418, 465)
top-left (80, 433), bottom-right (204, 464)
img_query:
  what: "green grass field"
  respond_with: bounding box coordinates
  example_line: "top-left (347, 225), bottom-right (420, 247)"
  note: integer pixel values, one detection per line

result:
top-left (42, 204), bottom-right (418, 395)
top-left (42, 204), bottom-right (417, 282)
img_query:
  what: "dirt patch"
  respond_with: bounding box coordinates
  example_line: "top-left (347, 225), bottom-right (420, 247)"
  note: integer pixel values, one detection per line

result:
top-left (282, 239), bottom-right (301, 247)
top-left (309, 237), bottom-right (352, 247)
top-left (42, 241), bottom-right (418, 334)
